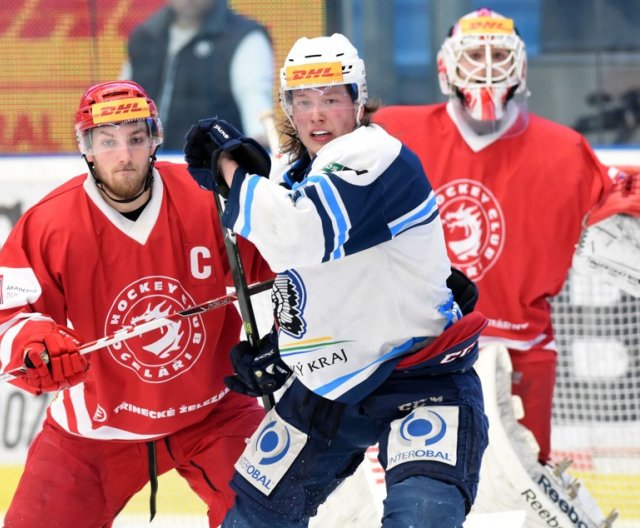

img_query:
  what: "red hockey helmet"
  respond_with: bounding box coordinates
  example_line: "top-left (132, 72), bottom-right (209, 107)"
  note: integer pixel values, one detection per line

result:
top-left (75, 81), bottom-right (163, 155)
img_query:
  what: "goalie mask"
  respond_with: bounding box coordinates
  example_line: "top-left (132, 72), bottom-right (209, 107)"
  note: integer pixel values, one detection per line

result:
top-left (438, 9), bottom-right (527, 123)
top-left (280, 33), bottom-right (368, 125)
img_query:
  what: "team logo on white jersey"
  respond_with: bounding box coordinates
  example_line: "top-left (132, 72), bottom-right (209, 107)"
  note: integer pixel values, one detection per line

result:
top-left (272, 270), bottom-right (307, 338)
top-left (104, 276), bottom-right (205, 382)
top-left (436, 179), bottom-right (505, 280)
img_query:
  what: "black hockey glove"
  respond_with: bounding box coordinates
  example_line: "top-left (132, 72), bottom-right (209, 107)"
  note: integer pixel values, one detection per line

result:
top-left (184, 117), bottom-right (271, 198)
top-left (446, 267), bottom-right (478, 315)
top-left (224, 330), bottom-right (292, 397)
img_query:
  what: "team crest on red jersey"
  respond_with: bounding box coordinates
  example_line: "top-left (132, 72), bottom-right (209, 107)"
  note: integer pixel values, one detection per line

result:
top-left (436, 179), bottom-right (505, 280)
top-left (104, 276), bottom-right (205, 382)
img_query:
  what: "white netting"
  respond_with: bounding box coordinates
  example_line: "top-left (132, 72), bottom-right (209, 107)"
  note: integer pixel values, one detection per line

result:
top-left (550, 270), bottom-right (640, 526)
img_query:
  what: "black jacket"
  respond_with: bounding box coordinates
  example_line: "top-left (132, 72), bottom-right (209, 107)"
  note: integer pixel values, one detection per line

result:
top-left (128, 0), bottom-right (268, 151)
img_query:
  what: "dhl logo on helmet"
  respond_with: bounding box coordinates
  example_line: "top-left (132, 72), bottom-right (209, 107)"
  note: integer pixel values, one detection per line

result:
top-left (460, 16), bottom-right (514, 35)
top-left (91, 97), bottom-right (151, 125)
top-left (285, 61), bottom-right (344, 88)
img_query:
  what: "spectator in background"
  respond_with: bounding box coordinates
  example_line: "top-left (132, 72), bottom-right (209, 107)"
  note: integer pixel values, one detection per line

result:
top-left (122, 0), bottom-right (273, 151)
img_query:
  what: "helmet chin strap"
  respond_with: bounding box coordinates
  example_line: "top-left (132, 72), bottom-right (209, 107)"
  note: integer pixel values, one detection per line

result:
top-left (83, 148), bottom-right (158, 204)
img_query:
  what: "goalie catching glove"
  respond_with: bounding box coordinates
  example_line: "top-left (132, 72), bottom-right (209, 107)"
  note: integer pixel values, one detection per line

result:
top-left (573, 170), bottom-right (640, 297)
top-left (21, 322), bottom-right (88, 394)
top-left (184, 117), bottom-right (271, 198)
top-left (224, 329), bottom-right (292, 397)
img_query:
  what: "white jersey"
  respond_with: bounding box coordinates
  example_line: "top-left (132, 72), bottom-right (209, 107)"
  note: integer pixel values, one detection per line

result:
top-left (223, 125), bottom-right (459, 403)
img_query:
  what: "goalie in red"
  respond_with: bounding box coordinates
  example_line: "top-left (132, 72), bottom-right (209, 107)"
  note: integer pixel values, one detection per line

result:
top-left (374, 7), bottom-right (635, 528)
top-left (0, 81), bottom-right (273, 527)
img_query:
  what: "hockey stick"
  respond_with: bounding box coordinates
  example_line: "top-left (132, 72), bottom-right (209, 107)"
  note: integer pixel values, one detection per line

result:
top-left (259, 109), bottom-right (281, 161)
top-left (212, 157), bottom-right (275, 411)
top-left (0, 278), bottom-right (274, 383)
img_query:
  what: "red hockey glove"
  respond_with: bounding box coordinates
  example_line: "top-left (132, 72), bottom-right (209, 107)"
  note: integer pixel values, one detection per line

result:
top-left (22, 325), bottom-right (88, 394)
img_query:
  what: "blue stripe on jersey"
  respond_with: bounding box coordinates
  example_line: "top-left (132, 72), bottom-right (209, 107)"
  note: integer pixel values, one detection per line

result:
top-left (388, 191), bottom-right (438, 237)
top-left (438, 292), bottom-right (463, 329)
top-left (283, 143), bottom-right (435, 263)
top-left (304, 175), bottom-right (349, 261)
top-left (239, 176), bottom-right (261, 238)
top-left (314, 336), bottom-right (425, 398)
top-left (300, 185), bottom-right (336, 262)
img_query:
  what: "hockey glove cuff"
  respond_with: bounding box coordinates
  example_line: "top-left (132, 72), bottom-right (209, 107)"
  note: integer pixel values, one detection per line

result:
top-left (224, 331), bottom-right (292, 397)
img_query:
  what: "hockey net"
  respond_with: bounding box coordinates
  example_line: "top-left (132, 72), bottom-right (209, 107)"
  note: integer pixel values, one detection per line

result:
top-left (549, 269), bottom-right (640, 527)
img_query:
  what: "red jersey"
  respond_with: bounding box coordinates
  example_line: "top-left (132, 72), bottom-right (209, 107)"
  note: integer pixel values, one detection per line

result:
top-left (375, 104), bottom-right (613, 351)
top-left (0, 162), bottom-right (271, 440)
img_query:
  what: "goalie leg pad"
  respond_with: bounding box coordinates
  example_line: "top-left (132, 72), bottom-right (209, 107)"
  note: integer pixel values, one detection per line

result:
top-left (472, 345), bottom-right (610, 528)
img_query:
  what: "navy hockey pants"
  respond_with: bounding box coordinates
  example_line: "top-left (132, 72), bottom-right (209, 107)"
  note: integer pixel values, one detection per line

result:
top-left (221, 369), bottom-right (488, 527)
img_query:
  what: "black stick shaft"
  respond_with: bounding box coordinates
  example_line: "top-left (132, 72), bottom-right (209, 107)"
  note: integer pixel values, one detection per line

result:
top-left (213, 184), bottom-right (275, 411)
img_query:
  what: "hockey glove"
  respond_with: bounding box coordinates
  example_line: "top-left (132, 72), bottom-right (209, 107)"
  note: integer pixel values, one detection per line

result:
top-left (22, 324), bottom-right (88, 394)
top-left (224, 331), bottom-right (292, 397)
top-left (184, 117), bottom-right (271, 197)
top-left (573, 170), bottom-right (640, 297)
top-left (447, 267), bottom-right (478, 315)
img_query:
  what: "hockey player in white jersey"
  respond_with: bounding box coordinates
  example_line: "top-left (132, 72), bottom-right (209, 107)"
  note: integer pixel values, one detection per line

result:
top-left (184, 33), bottom-right (489, 527)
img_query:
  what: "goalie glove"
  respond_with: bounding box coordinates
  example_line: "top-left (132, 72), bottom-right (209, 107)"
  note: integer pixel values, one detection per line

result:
top-left (22, 322), bottom-right (88, 394)
top-left (573, 170), bottom-right (640, 297)
top-left (184, 117), bottom-right (271, 198)
top-left (584, 169), bottom-right (640, 227)
top-left (224, 329), bottom-right (292, 397)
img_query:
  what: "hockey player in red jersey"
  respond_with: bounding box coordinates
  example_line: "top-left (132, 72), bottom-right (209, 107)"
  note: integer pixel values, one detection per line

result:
top-left (374, 8), bottom-right (618, 466)
top-left (0, 81), bottom-right (273, 527)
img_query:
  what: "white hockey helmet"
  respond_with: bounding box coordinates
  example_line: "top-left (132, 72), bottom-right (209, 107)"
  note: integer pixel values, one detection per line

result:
top-left (280, 33), bottom-right (368, 118)
top-left (437, 8), bottom-right (527, 121)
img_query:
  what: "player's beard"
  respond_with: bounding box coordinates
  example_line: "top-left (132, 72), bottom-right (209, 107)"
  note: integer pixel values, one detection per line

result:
top-left (100, 164), bottom-right (148, 201)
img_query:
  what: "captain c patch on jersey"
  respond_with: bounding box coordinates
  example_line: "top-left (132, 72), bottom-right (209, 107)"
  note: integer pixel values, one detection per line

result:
top-left (104, 276), bottom-right (206, 382)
